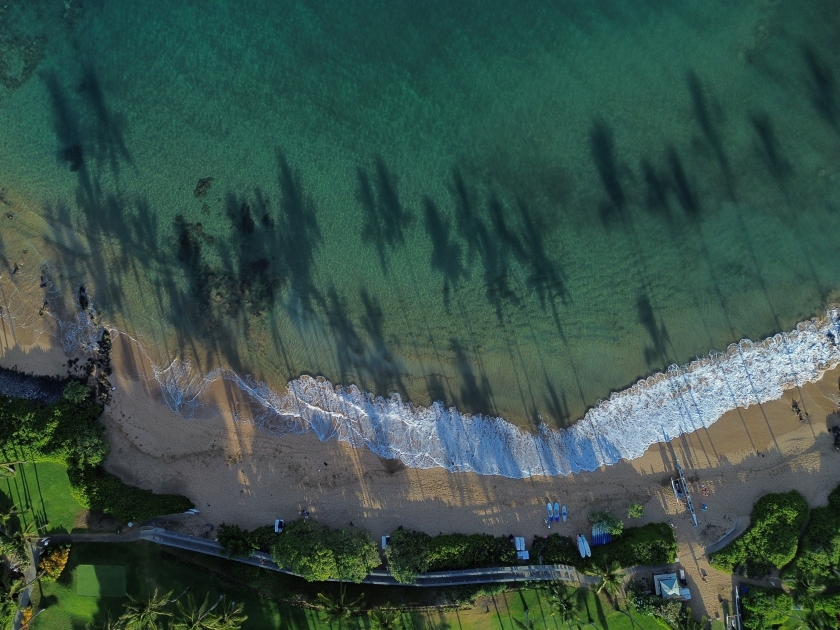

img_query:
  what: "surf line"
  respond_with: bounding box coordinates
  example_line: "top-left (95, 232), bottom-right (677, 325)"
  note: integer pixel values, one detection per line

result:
top-left (147, 310), bottom-right (840, 479)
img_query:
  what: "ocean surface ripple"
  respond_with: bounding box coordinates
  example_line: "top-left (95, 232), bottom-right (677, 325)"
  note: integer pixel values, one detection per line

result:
top-left (149, 311), bottom-right (840, 478)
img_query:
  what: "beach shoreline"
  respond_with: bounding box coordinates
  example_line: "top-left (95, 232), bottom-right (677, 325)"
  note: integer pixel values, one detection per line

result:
top-left (3, 304), bottom-right (840, 619)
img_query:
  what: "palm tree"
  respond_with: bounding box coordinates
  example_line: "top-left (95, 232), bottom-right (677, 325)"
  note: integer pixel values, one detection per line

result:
top-left (368, 607), bottom-right (402, 630)
top-left (212, 598), bottom-right (247, 630)
top-left (587, 565), bottom-right (643, 630)
top-left (0, 565), bottom-right (44, 604)
top-left (546, 582), bottom-right (581, 630)
top-left (591, 563), bottom-right (625, 601)
top-left (796, 609), bottom-right (834, 630)
top-left (789, 573), bottom-right (826, 610)
top-left (317, 584), bottom-right (365, 630)
top-left (171, 593), bottom-right (223, 629)
top-left (118, 588), bottom-right (173, 630)
top-left (0, 504), bottom-right (23, 534)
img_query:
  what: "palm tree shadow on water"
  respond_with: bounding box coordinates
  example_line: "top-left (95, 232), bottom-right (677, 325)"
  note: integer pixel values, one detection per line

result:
top-left (356, 157), bottom-right (413, 275)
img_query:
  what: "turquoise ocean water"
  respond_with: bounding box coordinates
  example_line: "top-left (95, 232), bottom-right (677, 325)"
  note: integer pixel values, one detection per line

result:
top-left (1, 0), bottom-right (840, 435)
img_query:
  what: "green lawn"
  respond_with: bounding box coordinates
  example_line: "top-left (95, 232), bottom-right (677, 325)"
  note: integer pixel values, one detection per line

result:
top-left (31, 539), bottom-right (668, 630)
top-left (31, 542), bottom-right (312, 629)
top-left (1, 462), bottom-right (85, 534)
top-left (76, 565), bottom-right (127, 597)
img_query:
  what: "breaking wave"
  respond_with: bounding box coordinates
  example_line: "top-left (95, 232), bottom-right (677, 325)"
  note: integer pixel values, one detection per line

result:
top-left (147, 310), bottom-right (840, 478)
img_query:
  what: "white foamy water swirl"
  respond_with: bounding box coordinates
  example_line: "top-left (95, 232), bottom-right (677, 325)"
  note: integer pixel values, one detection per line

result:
top-left (149, 311), bottom-right (840, 478)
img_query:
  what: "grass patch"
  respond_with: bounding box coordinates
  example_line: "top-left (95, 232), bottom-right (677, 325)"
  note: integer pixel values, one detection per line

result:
top-left (32, 541), bottom-right (311, 630)
top-left (32, 540), bottom-right (669, 630)
top-left (76, 565), bottom-right (126, 597)
top-left (1, 462), bottom-right (85, 534)
top-left (434, 586), bottom-right (664, 630)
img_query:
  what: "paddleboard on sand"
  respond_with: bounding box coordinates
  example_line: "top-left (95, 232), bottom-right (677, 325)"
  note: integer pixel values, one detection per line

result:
top-left (554, 502), bottom-right (560, 522)
top-left (582, 535), bottom-right (592, 557)
top-left (577, 534), bottom-right (586, 558)
top-left (547, 502), bottom-right (553, 522)
top-left (561, 505), bottom-right (568, 522)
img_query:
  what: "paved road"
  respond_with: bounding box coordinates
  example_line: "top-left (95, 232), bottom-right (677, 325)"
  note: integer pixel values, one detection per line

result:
top-left (46, 527), bottom-right (580, 587)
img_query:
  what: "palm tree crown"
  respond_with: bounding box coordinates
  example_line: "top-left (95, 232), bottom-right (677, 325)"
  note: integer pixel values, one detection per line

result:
top-left (317, 585), bottom-right (365, 629)
top-left (118, 588), bottom-right (173, 630)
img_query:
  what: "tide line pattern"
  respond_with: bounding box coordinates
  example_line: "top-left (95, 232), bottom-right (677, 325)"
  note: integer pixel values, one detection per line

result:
top-left (149, 311), bottom-right (840, 478)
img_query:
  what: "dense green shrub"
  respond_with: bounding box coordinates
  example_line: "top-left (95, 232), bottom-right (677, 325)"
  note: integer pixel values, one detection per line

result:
top-left (626, 580), bottom-right (659, 615)
top-left (385, 529), bottom-right (431, 584)
top-left (709, 491), bottom-right (808, 573)
top-left (248, 525), bottom-right (278, 553)
top-left (426, 533), bottom-right (517, 571)
top-left (218, 523), bottom-right (256, 558)
top-left (814, 593), bottom-right (840, 616)
top-left (628, 503), bottom-right (644, 519)
top-left (627, 580), bottom-right (694, 628)
top-left (530, 535), bottom-right (580, 565)
top-left (740, 586), bottom-right (792, 630)
top-left (654, 600), bottom-right (687, 629)
top-left (590, 523), bottom-right (677, 569)
top-left (828, 484), bottom-right (840, 510)
top-left (783, 483), bottom-right (840, 589)
top-left (0, 391), bottom-right (193, 523)
top-left (271, 519), bottom-right (379, 583)
top-left (0, 536), bottom-right (28, 571)
top-left (531, 523), bottom-right (676, 571)
top-left (589, 511), bottom-right (624, 536)
top-left (332, 526), bottom-right (381, 582)
top-left (62, 380), bottom-right (90, 404)
top-left (67, 466), bottom-right (193, 522)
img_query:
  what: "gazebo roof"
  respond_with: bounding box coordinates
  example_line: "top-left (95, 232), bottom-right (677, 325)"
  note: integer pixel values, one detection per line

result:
top-left (660, 576), bottom-right (681, 597)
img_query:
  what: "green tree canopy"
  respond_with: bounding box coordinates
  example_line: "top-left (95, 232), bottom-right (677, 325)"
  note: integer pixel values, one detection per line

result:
top-left (317, 585), bottom-right (364, 630)
top-left (62, 380), bottom-right (91, 405)
top-left (588, 511), bottom-right (624, 536)
top-left (628, 503), bottom-right (644, 519)
top-left (385, 529), bottom-right (431, 584)
top-left (217, 524), bottom-right (255, 558)
top-left (118, 588), bottom-right (174, 630)
top-left (270, 519), bottom-right (379, 583)
top-left (710, 491), bottom-right (808, 574)
top-left (740, 586), bottom-right (792, 630)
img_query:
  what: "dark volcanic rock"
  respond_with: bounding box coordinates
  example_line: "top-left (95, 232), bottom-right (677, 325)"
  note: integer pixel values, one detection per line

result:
top-left (0, 366), bottom-right (67, 404)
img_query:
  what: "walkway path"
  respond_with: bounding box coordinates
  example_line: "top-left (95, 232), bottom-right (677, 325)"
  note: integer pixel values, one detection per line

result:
top-left (46, 527), bottom-right (580, 587)
top-left (704, 518), bottom-right (749, 556)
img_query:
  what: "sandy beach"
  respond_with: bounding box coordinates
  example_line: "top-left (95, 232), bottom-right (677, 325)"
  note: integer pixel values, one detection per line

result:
top-left (2, 306), bottom-right (840, 620)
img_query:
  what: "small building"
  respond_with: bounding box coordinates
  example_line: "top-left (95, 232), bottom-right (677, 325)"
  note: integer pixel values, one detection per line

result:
top-left (654, 573), bottom-right (691, 600)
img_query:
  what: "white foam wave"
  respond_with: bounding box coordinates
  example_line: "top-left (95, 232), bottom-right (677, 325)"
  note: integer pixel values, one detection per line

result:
top-left (151, 310), bottom-right (840, 478)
